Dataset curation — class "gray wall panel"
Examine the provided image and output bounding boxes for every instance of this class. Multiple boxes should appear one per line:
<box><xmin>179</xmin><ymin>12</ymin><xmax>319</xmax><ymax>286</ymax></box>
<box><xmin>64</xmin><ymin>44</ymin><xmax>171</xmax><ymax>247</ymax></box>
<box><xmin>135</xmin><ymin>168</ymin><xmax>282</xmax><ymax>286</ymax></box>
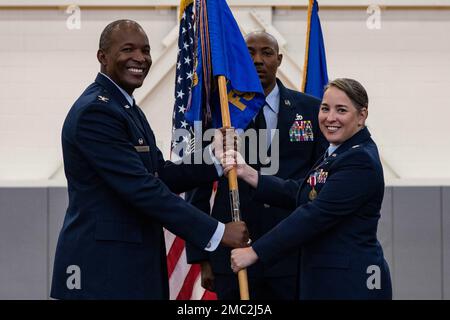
<box><xmin>379</xmin><ymin>187</ymin><xmax>394</xmax><ymax>288</ymax></box>
<box><xmin>0</xmin><ymin>188</ymin><xmax>48</xmax><ymax>299</ymax></box>
<box><xmin>443</xmin><ymin>187</ymin><xmax>450</xmax><ymax>300</ymax></box>
<box><xmin>1</xmin><ymin>186</ymin><xmax>449</xmax><ymax>299</ymax></box>
<box><xmin>47</xmin><ymin>187</ymin><xmax>68</xmax><ymax>298</ymax></box>
<box><xmin>393</xmin><ymin>187</ymin><xmax>442</xmax><ymax>299</ymax></box>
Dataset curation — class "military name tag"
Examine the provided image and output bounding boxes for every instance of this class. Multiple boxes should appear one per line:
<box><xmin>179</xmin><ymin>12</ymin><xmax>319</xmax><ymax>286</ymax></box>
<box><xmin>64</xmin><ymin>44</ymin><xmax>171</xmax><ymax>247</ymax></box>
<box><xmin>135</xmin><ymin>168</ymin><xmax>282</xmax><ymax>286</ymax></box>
<box><xmin>134</xmin><ymin>145</ymin><xmax>150</xmax><ymax>152</ymax></box>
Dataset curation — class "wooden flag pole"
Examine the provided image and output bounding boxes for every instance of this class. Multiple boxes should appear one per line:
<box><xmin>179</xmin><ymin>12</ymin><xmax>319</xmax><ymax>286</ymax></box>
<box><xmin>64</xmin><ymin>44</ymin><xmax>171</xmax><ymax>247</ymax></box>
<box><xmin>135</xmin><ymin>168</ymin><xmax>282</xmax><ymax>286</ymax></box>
<box><xmin>217</xmin><ymin>75</ymin><xmax>250</xmax><ymax>300</ymax></box>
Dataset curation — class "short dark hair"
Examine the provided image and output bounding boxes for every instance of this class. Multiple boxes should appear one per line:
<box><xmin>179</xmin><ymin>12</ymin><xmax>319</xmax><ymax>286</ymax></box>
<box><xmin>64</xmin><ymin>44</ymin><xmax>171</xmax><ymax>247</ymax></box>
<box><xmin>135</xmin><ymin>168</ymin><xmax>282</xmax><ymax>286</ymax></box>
<box><xmin>324</xmin><ymin>78</ymin><xmax>369</xmax><ymax>110</ymax></box>
<box><xmin>99</xmin><ymin>19</ymin><xmax>144</xmax><ymax>51</ymax></box>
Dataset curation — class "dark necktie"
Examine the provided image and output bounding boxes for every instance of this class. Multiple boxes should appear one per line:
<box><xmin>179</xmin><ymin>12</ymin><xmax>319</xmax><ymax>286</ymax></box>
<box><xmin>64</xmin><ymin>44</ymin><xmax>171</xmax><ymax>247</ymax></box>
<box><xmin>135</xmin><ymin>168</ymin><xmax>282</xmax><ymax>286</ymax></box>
<box><xmin>254</xmin><ymin>106</ymin><xmax>267</xmax><ymax>130</ymax></box>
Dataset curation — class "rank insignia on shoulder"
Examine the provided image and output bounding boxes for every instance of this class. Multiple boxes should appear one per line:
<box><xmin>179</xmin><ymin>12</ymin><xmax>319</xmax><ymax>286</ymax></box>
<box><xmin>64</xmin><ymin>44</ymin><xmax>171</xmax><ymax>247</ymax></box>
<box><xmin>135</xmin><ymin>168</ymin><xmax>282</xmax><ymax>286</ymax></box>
<box><xmin>352</xmin><ymin>144</ymin><xmax>360</xmax><ymax>149</ymax></box>
<box><xmin>289</xmin><ymin>119</ymin><xmax>314</xmax><ymax>142</ymax></box>
<box><xmin>97</xmin><ymin>95</ymin><xmax>109</xmax><ymax>102</ymax></box>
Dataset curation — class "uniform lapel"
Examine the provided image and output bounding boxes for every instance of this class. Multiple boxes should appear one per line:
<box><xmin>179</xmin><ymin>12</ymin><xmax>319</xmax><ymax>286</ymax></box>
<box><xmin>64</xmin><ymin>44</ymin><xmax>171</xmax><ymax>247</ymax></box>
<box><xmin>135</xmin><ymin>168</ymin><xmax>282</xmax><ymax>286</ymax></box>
<box><xmin>95</xmin><ymin>73</ymin><xmax>158</xmax><ymax>173</ymax></box>
<box><xmin>134</xmin><ymin>106</ymin><xmax>159</xmax><ymax>173</ymax></box>
<box><xmin>297</xmin><ymin>127</ymin><xmax>372</xmax><ymax>205</ymax></box>
<box><xmin>95</xmin><ymin>73</ymin><xmax>147</xmax><ymax>138</ymax></box>
<box><xmin>276</xmin><ymin>80</ymin><xmax>297</xmax><ymax>150</ymax></box>
<box><xmin>126</xmin><ymin>104</ymin><xmax>147</xmax><ymax>138</ymax></box>
<box><xmin>331</xmin><ymin>127</ymin><xmax>372</xmax><ymax>157</ymax></box>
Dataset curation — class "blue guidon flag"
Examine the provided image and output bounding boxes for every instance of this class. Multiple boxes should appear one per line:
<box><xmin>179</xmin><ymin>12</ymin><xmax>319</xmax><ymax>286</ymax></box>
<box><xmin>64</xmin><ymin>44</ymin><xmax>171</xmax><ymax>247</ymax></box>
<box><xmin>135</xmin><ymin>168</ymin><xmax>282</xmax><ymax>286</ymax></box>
<box><xmin>186</xmin><ymin>0</ymin><xmax>265</xmax><ymax>130</ymax></box>
<box><xmin>301</xmin><ymin>0</ymin><xmax>329</xmax><ymax>99</ymax></box>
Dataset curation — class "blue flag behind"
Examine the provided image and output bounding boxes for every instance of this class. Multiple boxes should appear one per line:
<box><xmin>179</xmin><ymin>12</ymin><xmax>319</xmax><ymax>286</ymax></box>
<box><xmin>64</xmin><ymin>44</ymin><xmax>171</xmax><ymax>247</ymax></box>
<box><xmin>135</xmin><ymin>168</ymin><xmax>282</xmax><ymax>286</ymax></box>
<box><xmin>302</xmin><ymin>0</ymin><xmax>328</xmax><ymax>99</ymax></box>
<box><xmin>186</xmin><ymin>0</ymin><xmax>265</xmax><ymax>130</ymax></box>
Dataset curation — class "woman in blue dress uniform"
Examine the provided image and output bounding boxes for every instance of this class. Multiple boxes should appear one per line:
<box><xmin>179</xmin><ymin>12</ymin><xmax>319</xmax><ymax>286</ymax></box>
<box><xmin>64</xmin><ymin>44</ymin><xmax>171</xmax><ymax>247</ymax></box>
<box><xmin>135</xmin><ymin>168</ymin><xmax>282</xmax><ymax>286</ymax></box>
<box><xmin>226</xmin><ymin>78</ymin><xmax>392</xmax><ymax>299</ymax></box>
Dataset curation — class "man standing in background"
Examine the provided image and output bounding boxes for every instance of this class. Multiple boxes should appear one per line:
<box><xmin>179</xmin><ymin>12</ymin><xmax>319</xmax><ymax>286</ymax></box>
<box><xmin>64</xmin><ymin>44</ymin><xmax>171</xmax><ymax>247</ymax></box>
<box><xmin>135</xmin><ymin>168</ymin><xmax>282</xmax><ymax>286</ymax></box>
<box><xmin>186</xmin><ymin>31</ymin><xmax>327</xmax><ymax>299</ymax></box>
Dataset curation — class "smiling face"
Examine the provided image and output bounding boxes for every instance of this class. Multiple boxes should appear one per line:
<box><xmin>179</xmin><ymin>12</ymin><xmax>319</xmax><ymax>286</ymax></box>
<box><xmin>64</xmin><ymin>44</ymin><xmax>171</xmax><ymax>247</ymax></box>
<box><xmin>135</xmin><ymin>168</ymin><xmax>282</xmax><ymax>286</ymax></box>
<box><xmin>97</xmin><ymin>22</ymin><xmax>152</xmax><ymax>95</ymax></box>
<box><xmin>319</xmin><ymin>86</ymin><xmax>368</xmax><ymax>145</ymax></box>
<box><xmin>245</xmin><ymin>32</ymin><xmax>282</xmax><ymax>96</ymax></box>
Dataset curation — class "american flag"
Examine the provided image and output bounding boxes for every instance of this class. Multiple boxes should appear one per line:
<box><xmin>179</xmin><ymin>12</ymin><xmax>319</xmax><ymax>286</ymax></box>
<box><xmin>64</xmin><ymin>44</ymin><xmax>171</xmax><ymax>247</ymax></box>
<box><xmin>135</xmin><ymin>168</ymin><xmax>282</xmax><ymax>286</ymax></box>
<box><xmin>166</xmin><ymin>0</ymin><xmax>217</xmax><ymax>300</ymax></box>
<box><xmin>170</xmin><ymin>0</ymin><xmax>196</xmax><ymax>160</ymax></box>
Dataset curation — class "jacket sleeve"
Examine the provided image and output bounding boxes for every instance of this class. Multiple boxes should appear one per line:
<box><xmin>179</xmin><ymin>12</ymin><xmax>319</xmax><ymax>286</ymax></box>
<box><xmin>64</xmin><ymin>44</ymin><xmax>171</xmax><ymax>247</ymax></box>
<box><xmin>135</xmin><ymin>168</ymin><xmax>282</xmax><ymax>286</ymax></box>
<box><xmin>146</xmin><ymin>130</ymin><xmax>219</xmax><ymax>194</ymax></box>
<box><xmin>184</xmin><ymin>185</ymin><xmax>215</xmax><ymax>264</ymax></box>
<box><xmin>253</xmin><ymin>173</ymin><xmax>300</xmax><ymax>210</ymax></box>
<box><xmin>253</xmin><ymin>151</ymin><xmax>381</xmax><ymax>265</ymax></box>
<box><xmin>75</xmin><ymin>104</ymin><xmax>218</xmax><ymax>250</ymax></box>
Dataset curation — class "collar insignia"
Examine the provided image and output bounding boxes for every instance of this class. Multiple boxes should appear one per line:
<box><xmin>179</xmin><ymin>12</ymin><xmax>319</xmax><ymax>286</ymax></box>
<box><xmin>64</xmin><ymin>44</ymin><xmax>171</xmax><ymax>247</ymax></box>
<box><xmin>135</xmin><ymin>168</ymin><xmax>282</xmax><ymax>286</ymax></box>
<box><xmin>97</xmin><ymin>95</ymin><xmax>109</xmax><ymax>102</ymax></box>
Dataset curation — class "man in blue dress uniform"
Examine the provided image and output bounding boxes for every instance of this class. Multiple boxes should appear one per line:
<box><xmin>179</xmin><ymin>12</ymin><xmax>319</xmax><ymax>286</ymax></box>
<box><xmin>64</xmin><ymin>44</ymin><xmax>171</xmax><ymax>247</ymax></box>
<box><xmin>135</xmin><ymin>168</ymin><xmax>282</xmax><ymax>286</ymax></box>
<box><xmin>50</xmin><ymin>20</ymin><xmax>248</xmax><ymax>300</ymax></box>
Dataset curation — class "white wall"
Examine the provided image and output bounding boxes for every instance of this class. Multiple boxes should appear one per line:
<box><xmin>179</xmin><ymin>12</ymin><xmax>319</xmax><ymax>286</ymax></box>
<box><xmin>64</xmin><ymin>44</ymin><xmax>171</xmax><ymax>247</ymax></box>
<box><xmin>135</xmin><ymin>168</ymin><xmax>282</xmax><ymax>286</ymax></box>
<box><xmin>0</xmin><ymin>8</ymin><xmax>176</xmax><ymax>180</ymax></box>
<box><xmin>273</xmin><ymin>7</ymin><xmax>450</xmax><ymax>180</ymax></box>
<box><xmin>0</xmin><ymin>4</ymin><xmax>449</xmax><ymax>183</ymax></box>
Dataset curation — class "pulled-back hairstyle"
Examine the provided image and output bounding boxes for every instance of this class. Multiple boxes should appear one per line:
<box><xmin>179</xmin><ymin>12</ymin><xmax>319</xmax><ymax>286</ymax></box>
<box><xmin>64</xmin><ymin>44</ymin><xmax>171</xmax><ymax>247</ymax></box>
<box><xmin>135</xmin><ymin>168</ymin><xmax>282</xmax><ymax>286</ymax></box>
<box><xmin>324</xmin><ymin>78</ymin><xmax>368</xmax><ymax>110</ymax></box>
